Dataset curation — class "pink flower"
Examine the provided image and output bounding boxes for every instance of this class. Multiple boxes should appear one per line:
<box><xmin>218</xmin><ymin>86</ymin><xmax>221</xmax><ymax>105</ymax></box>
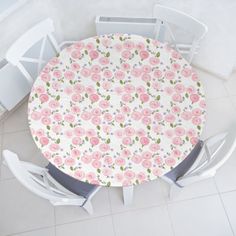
<box><xmin>74</xmin><ymin>170</ymin><xmax>85</xmax><ymax>180</ymax></box>
<box><xmin>200</xmin><ymin>100</ymin><xmax>206</xmax><ymax>108</ymax></box>
<box><xmin>53</xmin><ymin>113</ymin><xmax>62</xmax><ymax>122</ymax></box>
<box><xmin>71</xmin><ymin>149</ymin><xmax>80</xmax><ymax>158</ymax></box>
<box><xmin>187</xmin><ymin>129</ymin><xmax>196</xmax><ymax>137</ymax></box>
<box><xmin>53</xmin><ymin>156</ymin><xmax>63</xmax><ymax>166</ymax></box>
<box><xmin>124</xmin><ymin>127</ymin><xmax>135</xmax><ymax>136</ymax></box>
<box><xmin>142</xmin><ymin>65</ymin><xmax>152</xmax><ymax>73</ymax></box>
<box><xmin>72</xmin><ymin>137</ymin><xmax>82</xmax><ymax>145</ymax></box>
<box><xmin>114</xmin><ymin>70</ymin><xmax>125</xmax><ymax>80</ymax></box>
<box><xmin>149</xmin><ymin>57</ymin><xmax>160</xmax><ymax>65</ymax></box>
<box><xmin>181</xmin><ymin>68</ymin><xmax>192</xmax><ymax>77</ymax></box>
<box><xmin>92</xmin><ymin>108</ymin><xmax>102</xmax><ymax>116</ymax></box>
<box><xmin>165</xmin><ymin>87</ymin><xmax>174</xmax><ymax>95</ymax></box>
<box><xmin>172</xmin><ymin>93</ymin><xmax>182</xmax><ymax>102</ymax></box>
<box><xmin>121</xmin><ymin>63</ymin><xmax>130</xmax><ymax>71</ymax></box>
<box><xmin>74</xmin><ymin>127</ymin><xmax>85</xmax><ymax>137</ymax></box>
<box><xmin>192</xmin><ymin>73</ymin><xmax>199</xmax><ymax>81</ymax></box>
<box><xmin>131</xmin><ymin>68</ymin><xmax>142</xmax><ymax>77</ymax></box>
<box><xmin>31</xmin><ymin>111</ymin><xmax>41</xmax><ymax>120</ymax></box>
<box><xmin>91</xmin><ymin>116</ymin><xmax>101</xmax><ymax>125</ymax></box>
<box><xmin>48</xmin><ymin>100</ymin><xmax>59</xmax><ymax>109</ymax></box>
<box><xmin>140</xmin><ymin>137</ymin><xmax>150</xmax><ymax>146</ymax></box>
<box><xmin>91</xmin><ymin>73</ymin><xmax>101</xmax><ymax>82</ymax></box>
<box><xmin>124</xmin><ymin>170</ymin><xmax>135</xmax><ymax>180</ymax></box>
<box><xmin>103</xmin><ymin>69</ymin><xmax>113</xmax><ymax>78</ymax></box>
<box><xmin>154</xmin><ymin>69</ymin><xmax>162</xmax><ymax>78</ymax></box>
<box><xmin>89</xmin><ymin>93</ymin><xmax>99</xmax><ymax>103</ymax></box>
<box><xmin>99</xmin><ymin>57</ymin><xmax>109</xmax><ymax>65</ymax></box>
<box><xmin>124</xmin><ymin>84</ymin><xmax>135</xmax><ymax>93</ymax></box>
<box><xmin>142</xmin><ymin>108</ymin><xmax>152</xmax><ymax>116</ymax></box>
<box><xmin>39</xmin><ymin>137</ymin><xmax>49</xmax><ymax>146</ymax></box>
<box><xmin>49</xmin><ymin>143</ymin><xmax>60</xmax><ymax>152</ymax></box>
<box><xmin>86</xmin><ymin>129</ymin><xmax>96</xmax><ymax>137</ymax></box>
<box><xmin>92</xmin><ymin>160</ymin><xmax>102</xmax><ymax>169</ymax></box>
<box><xmin>181</xmin><ymin>111</ymin><xmax>192</xmax><ymax>120</ymax></box>
<box><xmin>35</xmin><ymin>85</ymin><xmax>45</xmax><ymax>94</ymax></box>
<box><xmin>99</xmin><ymin>143</ymin><xmax>110</xmax><ymax>152</ymax></box>
<box><xmin>174</xmin><ymin>84</ymin><xmax>185</xmax><ymax>93</ymax></box>
<box><xmin>192</xmin><ymin>116</ymin><xmax>201</xmax><ymax>125</ymax></box>
<box><xmin>142</xmin><ymin>151</ymin><xmax>152</xmax><ymax>159</ymax></box>
<box><xmin>104</xmin><ymin>113</ymin><xmax>113</xmax><ymax>122</ymax></box>
<box><xmin>149</xmin><ymin>143</ymin><xmax>160</xmax><ymax>152</ymax></box>
<box><xmin>115</xmin><ymin>157</ymin><xmax>126</xmax><ymax>166</ymax></box>
<box><xmin>71</xmin><ymin>63</ymin><xmax>80</xmax><ymax>71</ymax></box>
<box><xmin>149</xmin><ymin>101</ymin><xmax>160</xmax><ymax>109</ymax></box>
<box><xmin>104</xmin><ymin>155</ymin><xmax>113</xmax><ymax>165</ymax></box>
<box><xmin>43</xmin><ymin>151</ymin><xmax>51</xmax><ymax>160</ymax></box>
<box><xmin>101</xmin><ymin>38</ymin><xmax>111</xmax><ymax>47</ymax></box>
<box><xmin>86</xmin><ymin>172</ymin><xmax>96</xmax><ymax>181</ymax></box>
<box><xmin>123</xmin><ymin>40</ymin><xmax>135</xmax><ymax>50</ymax></box>
<box><xmin>165</xmin><ymin>114</ymin><xmax>175</xmax><ymax>123</ymax></box>
<box><xmin>114</xmin><ymin>129</ymin><xmax>123</xmax><ymax>138</ymax></box>
<box><xmin>165</xmin><ymin>158</ymin><xmax>176</xmax><ymax>167</ymax></box>
<box><xmin>131</xmin><ymin>154</ymin><xmax>142</xmax><ymax>164</ymax></box>
<box><xmin>139</xmin><ymin>50</ymin><xmax>149</xmax><ymax>60</ymax></box>
<box><xmin>171</xmin><ymin>106</ymin><xmax>181</xmax><ymax>114</ymax></box>
<box><xmin>64</xmin><ymin>71</ymin><xmax>75</xmax><ymax>80</ymax></box>
<box><xmin>64</xmin><ymin>114</ymin><xmax>75</xmax><ymax>123</ymax></box>
<box><xmin>154</xmin><ymin>113</ymin><xmax>163</xmax><ymax>121</ymax></box>
<box><xmin>115</xmin><ymin>114</ymin><xmax>125</xmax><ymax>123</ymax></box>
<box><xmin>86</xmin><ymin>85</ymin><xmax>95</xmax><ymax>94</ymax></box>
<box><xmin>64</xmin><ymin>158</ymin><xmax>76</xmax><ymax>166</ymax></box>
<box><xmin>52</xmin><ymin>82</ymin><xmax>61</xmax><ymax>90</ymax></box>
<box><xmin>65</xmin><ymin>129</ymin><xmax>73</xmax><ymax>138</ymax></box>
<box><xmin>121</xmin><ymin>50</ymin><xmax>132</xmax><ymax>59</ymax></box>
<box><xmin>141</xmin><ymin>73</ymin><xmax>151</xmax><ymax>82</ymax></box>
<box><xmin>89</xmin><ymin>50</ymin><xmax>99</xmax><ymax>59</ymax></box>
<box><xmin>136</xmin><ymin>85</ymin><xmax>146</xmax><ymax>94</ymax></box>
<box><xmin>52</xmin><ymin>125</ymin><xmax>61</xmax><ymax>133</ymax></box>
<box><xmin>122</xmin><ymin>93</ymin><xmax>132</xmax><ymax>102</ymax></box>
<box><xmin>172</xmin><ymin>149</ymin><xmax>181</xmax><ymax>157</ymax></box>
<box><xmin>121</xmin><ymin>149</ymin><xmax>131</xmax><ymax>158</ymax></box>
<box><xmin>71</xmin><ymin>106</ymin><xmax>80</xmax><ymax>114</ymax></box>
<box><xmin>136</xmin><ymin>42</ymin><xmax>145</xmax><ymax>50</ymax></box>
<box><xmin>81</xmin><ymin>68</ymin><xmax>91</xmax><ymax>77</ymax></box>
<box><xmin>142</xmin><ymin>160</ymin><xmax>152</xmax><ymax>168</ymax></box>
<box><xmin>137</xmin><ymin>172</ymin><xmax>147</xmax><ymax>182</ymax></box>
<box><xmin>136</xmin><ymin>128</ymin><xmax>146</xmax><ymax>137</ymax></box>
<box><xmin>190</xmin><ymin>94</ymin><xmax>200</xmax><ymax>103</ymax></box>
<box><xmin>192</xmin><ymin>108</ymin><xmax>202</xmax><ymax>116</ymax></box>
<box><xmin>165</xmin><ymin>129</ymin><xmax>174</xmax><ymax>138</ymax></box>
<box><xmin>154</xmin><ymin>156</ymin><xmax>163</xmax><ymax>165</ymax></box>
<box><xmin>64</xmin><ymin>86</ymin><xmax>73</xmax><ymax>95</ymax></box>
<box><xmin>172</xmin><ymin>137</ymin><xmax>183</xmax><ymax>145</ymax></box>
<box><xmin>41</xmin><ymin>73</ymin><xmax>51</xmax><ymax>82</ymax></box>
<box><xmin>35</xmin><ymin>129</ymin><xmax>45</xmax><ymax>137</ymax></box>
<box><xmin>190</xmin><ymin>137</ymin><xmax>198</xmax><ymax>145</ymax></box>
<box><xmin>102</xmin><ymin>81</ymin><xmax>112</xmax><ymax>90</ymax></box>
<box><xmin>102</xmin><ymin>168</ymin><xmax>112</xmax><ymax>177</ymax></box>
<box><xmin>81</xmin><ymin>155</ymin><xmax>92</xmax><ymax>164</ymax></box>
<box><xmin>39</xmin><ymin>94</ymin><xmax>49</xmax><ymax>103</ymax></box>
<box><xmin>171</xmin><ymin>50</ymin><xmax>181</xmax><ymax>59</ymax></box>
<box><xmin>122</xmin><ymin>137</ymin><xmax>132</xmax><ymax>145</ymax></box>
<box><xmin>121</xmin><ymin>106</ymin><xmax>131</xmax><ymax>114</ymax></box>
<box><xmin>165</xmin><ymin>71</ymin><xmax>175</xmax><ymax>80</ymax></box>
<box><xmin>175</xmin><ymin>127</ymin><xmax>185</xmax><ymax>136</ymax></box>
<box><xmin>92</xmin><ymin>151</ymin><xmax>102</xmax><ymax>160</ymax></box>
<box><xmin>131</xmin><ymin>111</ymin><xmax>142</xmax><ymax>120</ymax></box>
<box><xmin>91</xmin><ymin>65</ymin><xmax>101</xmax><ymax>73</ymax></box>
<box><xmin>99</xmin><ymin>100</ymin><xmax>109</xmax><ymax>109</ymax></box>
<box><xmin>71</xmin><ymin>50</ymin><xmax>82</xmax><ymax>59</ymax></box>
<box><xmin>81</xmin><ymin>111</ymin><xmax>92</xmax><ymax>120</ymax></box>
<box><xmin>114</xmin><ymin>43</ymin><xmax>123</xmax><ymax>52</ymax></box>
<box><xmin>171</xmin><ymin>63</ymin><xmax>181</xmax><ymax>71</ymax></box>
<box><xmin>140</xmin><ymin>93</ymin><xmax>149</xmax><ymax>103</ymax></box>
<box><xmin>102</xmin><ymin>125</ymin><xmax>112</xmax><ymax>134</ymax></box>
<box><xmin>90</xmin><ymin>137</ymin><xmax>99</xmax><ymax>146</ymax></box>
<box><xmin>41</xmin><ymin>117</ymin><xmax>51</xmax><ymax>125</ymax></box>
<box><xmin>142</xmin><ymin>116</ymin><xmax>151</xmax><ymax>125</ymax></box>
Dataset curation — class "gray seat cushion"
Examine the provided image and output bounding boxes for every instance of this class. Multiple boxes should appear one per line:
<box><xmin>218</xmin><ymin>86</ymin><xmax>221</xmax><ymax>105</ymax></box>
<box><xmin>46</xmin><ymin>163</ymin><xmax>98</xmax><ymax>199</ymax></box>
<box><xmin>164</xmin><ymin>140</ymin><xmax>204</xmax><ymax>185</ymax></box>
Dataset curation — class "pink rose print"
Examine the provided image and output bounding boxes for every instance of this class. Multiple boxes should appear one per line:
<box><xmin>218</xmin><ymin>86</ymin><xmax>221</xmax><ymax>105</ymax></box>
<box><xmin>91</xmin><ymin>65</ymin><xmax>101</xmax><ymax>73</ymax></box>
<box><xmin>139</xmin><ymin>50</ymin><xmax>149</xmax><ymax>60</ymax></box>
<box><xmin>103</xmin><ymin>69</ymin><xmax>113</xmax><ymax>78</ymax></box>
<box><xmin>99</xmin><ymin>100</ymin><xmax>109</xmax><ymax>109</ymax></box>
<box><xmin>71</xmin><ymin>63</ymin><xmax>80</xmax><ymax>71</ymax></box>
<box><xmin>89</xmin><ymin>50</ymin><xmax>99</xmax><ymax>60</ymax></box>
<box><xmin>121</xmin><ymin>63</ymin><xmax>130</xmax><ymax>71</ymax></box>
<box><xmin>154</xmin><ymin>69</ymin><xmax>162</xmax><ymax>78</ymax></box>
<box><xmin>122</xmin><ymin>137</ymin><xmax>132</xmax><ymax>145</ymax></box>
<box><xmin>174</xmin><ymin>127</ymin><xmax>185</xmax><ymax>136</ymax></box>
<box><xmin>99</xmin><ymin>57</ymin><xmax>109</xmax><ymax>65</ymax></box>
<box><xmin>115</xmin><ymin>114</ymin><xmax>125</xmax><ymax>123</ymax></box>
<box><xmin>39</xmin><ymin>94</ymin><xmax>49</xmax><ymax>103</ymax></box>
<box><xmin>165</xmin><ymin>71</ymin><xmax>175</xmax><ymax>80</ymax></box>
<box><xmin>124</xmin><ymin>127</ymin><xmax>135</xmax><ymax>136</ymax></box>
<box><xmin>149</xmin><ymin>57</ymin><xmax>160</xmax><ymax>65</ymax></box>
<box><xmin>131</xmin><ymin>68</ymin><xmax>142</xmax><ymax>77</ymax></box>
<box><xmin>181</xmin><ymin>68</ymin><xmax>192</xmax><ymax>77</ymax></box>
<box><xmin>124</xmin><ymin>170</ymin><xmax>135</xmax><ymax>180</ymax></box>
<box><xmin>72</xmin><ymin>137</ymin><xmax>82</xmax><ymax>145</ymax></box>
<box><xmin>91</xmin><ymin>73</ymin><xmax>101</xmax><ymax>82</ymax></box>
<box><xmin>64</xmin><ymin>71</ymin><xmax>75</xmax><ymax>80</ymax></box>
<box><xmin>190</xmin><ymin>94</ymin><xmax>200</xmax><ymax>103</ymax></box>
<box><xmin>114</xmin><ymin>70</ymin><xmax>125</xmax><ymax>80</ymax></box>
<box><xmin>140</xmin><ymin>137</ymin><xmax>150</xmax><ymax>146</ymax></box>
<box><xmin>131</xmin><ymin>111</ymin><xmax>142</xmax><ymax>120</ymax></box>
<box><xmin>74</xmin><ymin>170</ymin><xmax>85</xmax><ymax>180</ymax></box>
<box><xmin>165</xmin><ymin>158</ymin><xmax>176</xmax><ymax>167</ymax></box>
<box><xmin>131</xmin><ymin>154</ymin><xmax>142</xmax><ymax>164</ymax></box>
<box><xmin>90</xmin><ymin>137</ymin><xmax>99</xmax><ymax>146</ymax></box>
<box><xmin>123</xmin><ymin>40</ymin><xmax>135</xmax><ymax>50</ymax></box>
<box><xmin>99</xmin><ymin>143</ymin><xmax>110</xmax><ymax>152</ymax></box>
<box><xmin>121</xmin><ymin>50</ymin><xmax>132</xmax><ymax>59</ymax></box>
<box><xmin>81</xmin><ymin>111</ymin><xmax>92</xmax><ymax>120</ymax></box>
<box><xmin>89</xmin><ymin>93</ymin><xmax>99</xmax><ymax>103</ymax></box>
<box><xmin>91</xmin><ymin>116</ymin><xmax>101</xmax><ymax>125</ymax></box>
<box><xmin>39</xmin><ymin>137</ymin><xmax>49</xmax><ymax>146</ymax></box>
<box><xmin>81</xmin><ymin>68</ymin><xmax>91</xmax><ymax>77</ymax></box>
<box><xmin>74</xmin><ymin>127</ymin><xmax>85</xmax><ymax>137</ymax></box>
<box><xmin>115</xmin><ymin>157</ymin><xmax>126</xmax><ymax>166</ymax></box>
<box><xmin>140</xmin><ymin>93</ymin><xmax>149</xmax><ymax>103</ymax></box>
<box><xmin>71</xmin><ymin>50</ymin><xmax>82</xmax><ymax>59</ymax></box>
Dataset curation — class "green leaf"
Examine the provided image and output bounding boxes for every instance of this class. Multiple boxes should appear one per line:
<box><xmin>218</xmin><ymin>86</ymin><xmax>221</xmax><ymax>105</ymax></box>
<box><xmin>120</xmin><ymin>123</ymin><xmax>124</xmax><ymax>128</ymax></box>
<box><xmin>185</xmin><ymin>136</ymin><xmax>189</xmax><ymax>141</ymax></box>
<box><xmin>120</xmin><ymin>166</ymin><xmax>124</xmax><ymax>171</ymax></box>
<box><xmin>157</xmin><ymin>138</ymin><xmax>161</xmax><ymax>144</ymax></box>
<box><xmin>135</xmin><ymin>50</ymin><xmax>138</xmax><ymax>55</ymax></box>
<box><xmin>106</xmin><ymin>182</ymin><xmax>111</xmax><ymax>187</ymax></box>
<box><xmin>70</xmin><ymin>166</ymin><xmax>73</xmax><ymax>171</ymax></box>
<box><xmin>106</xmin><ymin>95</ymin><xmax>110</xmax><ymax>100</ymax></box>
<box><xmin>56</xmin><ymin>138</ymin><xmax>60</xmax><ymax>144</ymax></box>
<box><xmin>197</xmin><ymin>125</ymin><xmax>201</xmax><ymax>130</ymax></box>
<box><xmin>35</xmin><ymin>94</ymin><xmax>38</xmax><ymax>98</ymax></box>
<box><xmin>56</xmin><ymin>95</ymin><xmax>60</xmax><ymax>101</ymax></box>
<box><xmin>156</xmin><ymin>95</ymin><xmax>161</xmax><ymax>100</ymax></box>
<box><xmin>147</xmin><ymin>82</ymin><xmax>151</xmax><ymax>87</ymax></box>
<box><xmin>35</xmin><ymin>136</ymin><xmax>38</xmax><ymax>141</ymax></box>
<box><xmin>170</xmin><ymin>123</ymin><xmax>174</xmax><ymax>128</ymax></box>
<box><xmin>135</xmin><ymin>136</ymin><xmax>139</xmax><ymax>141</ymax></box>
<box><xmin>156</xmin><ymin>52</ymin><xmax>160</xmax><ymax>57</ymax></box>
<box><xmin>46</xmin><ymin>125</ymin><xmax>50</xmax><ymax>130</ymax></box>
<box><xmin>46</xmin><ymin>82</ymin><xmax>50</xmax><ymax>87</ymax></box>
<box><xmin>135</xmin><ymin>93</ymin><xmax>138</xmax><ymax>98</ymax></box>
<box><xmin>147</xmin><ymin>125</ymin><xmax>151</xmax><ymax>130</ymax></box>
<box><xmin>197</xmin><ymin>82</ymin><xmax>201</xmax><ymax>87</ymax></box>
<box><xmin>106</xmin><ymin>138</ymin><xmax>110</xmax><ymax>144</ymax></box>
<box><xmin>119</xmin><ymin>36</ymin><xmax>123</xmax><ymax>41</ymax></box>
<box><xmin>96</xmin><ymin>38</ymin><xmax>100</xmax><ymax>43</ymax></box>
<box><xmin>96</xmin><ymin>82</ymin><xmax>100</xmax><ymax>87</ymax></box>
<box><xmin>85</xmin><ymin>93</ymin><xmax>88</xmax><ymax>98</ymax></box>
<box><xmin>106</xmin><ymin>52</ymin><xmax>110</xmax><ymax>57</ymax></box>
<box><xmin>120</xmin><ymin>80</ymin><xmax>124</xmax><ymax>84</ymax></box>
<box><xmin>147</xmin><ymin>168</ymin><xmax>151</xmax><ymax>173</ymax></box>
<box><xmin>70</xmin><ymin>123</ymin><xmax>73</xmax><ymax>128</ymax></box>
<box><xmin>185</xmin><ymin>93</ymin><xmax>189</xmax><ymax>98</ymax></box>
<box><xmin>84</xmin><ymin>50</ymin><xmax>88</xmax><ymax>55</ymax></box>
<box><xmin>97</xmin><ymin>168</ymin><xmax>101</xmax><ymax>173</ymax></box>
<box><xmin>96</xmin><ymin>125</ymin><xmax>101</xmax><ymax>130</ymax></box>
<box><xmin>146</xmin><ymin>38</ymin><xmax>150</xmax><ymax>44</ymax></box>
<box><xmin>85</xmin><ymin>136</ymin><xmax>88</xmax><ymax>141</ymax></box>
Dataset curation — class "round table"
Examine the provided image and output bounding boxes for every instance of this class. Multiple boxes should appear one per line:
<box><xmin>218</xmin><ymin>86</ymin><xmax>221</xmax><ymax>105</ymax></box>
<box><xmin>28</xmin><ymin>34</ymin><xmax>206</xmax><ymax>195</ymax></box>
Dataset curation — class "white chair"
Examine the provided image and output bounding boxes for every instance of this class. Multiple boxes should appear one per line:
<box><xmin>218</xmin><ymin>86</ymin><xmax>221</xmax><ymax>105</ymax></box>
<box><xmin>3</xmin><ymin>150</ymin><xmax>101</xmax><ymax>214</ymax></box>
<box><xmin>5</xmin><ymin>18</ymin><xmax>75</xmax><ymax>85</ymax></box>
<box><xmin>162</xmin><ymin>123</ymin><xmax>236</xmax><ymax>199</ymax></box>
<box><xmin>153</xmin><ymin>4</ymin><xmax>208</xmax><ymax>63</ymax></box>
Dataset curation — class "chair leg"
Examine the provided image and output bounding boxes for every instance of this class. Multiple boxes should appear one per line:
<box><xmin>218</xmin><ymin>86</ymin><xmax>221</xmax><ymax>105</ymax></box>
<box><xmin>83</xmin><ymin>200</ymin><xmax>94</xmax><ymax>215</ymax></box>
<box><xmin>169</xmin><ymin>183</ymin><xmax>181</xmax><ymax>200</ymax></box>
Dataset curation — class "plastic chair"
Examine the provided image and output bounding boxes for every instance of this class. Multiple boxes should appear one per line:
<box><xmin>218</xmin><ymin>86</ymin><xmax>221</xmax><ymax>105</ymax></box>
<box><xmin>3</xmin><ymin>150</ymin><xmax>101</xmax><ymax>214</ymax></box>
<box><xmin>162</xmin><ymin>123</ymin><xmax>236</xmax><ymax>199</ymax></box>
<box><xmin>5</xmin><ymin>18</ymin><xmax>75</xmax><ymax>85</ymax></box>
<box><xmin>153</xmin><ymin>4</ymin><xmax>208</xmax><ymax>63</ymax></box>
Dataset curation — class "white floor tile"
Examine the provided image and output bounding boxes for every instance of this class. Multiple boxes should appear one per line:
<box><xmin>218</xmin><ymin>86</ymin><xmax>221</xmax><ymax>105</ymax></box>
<box><xmin>221</xmin><ymin>191</ymin><xmax>236</xmax><ymax>235</ymax></box>
<box><xmin>109</xmin><ymin>179</ymin><xmax>166</xmax><ymax>214</ymax></box>
<box><xmin>196</xmin><ymin>68</ymin><xmax>229</xmax><ymax>100</ymax></box>
<box><xmin>200</xmin><ymin>97</ymin><xmax>236</xmax><ymax>139</ymax></box>
<box><xmin>56</xmin><ymin>216</ymin><xmax>115</xmax><ymax>236</ymax></box>
<box><xmin>112</xmin><ymin>205</ymin><xmax>174</xmax><ymax>236</ymax></box>
<box><xmin>168</xmin><ymin>195</ymin><xmax>234</xmax><ymax>236</ymax></box>
<box><xmin>12</xmin><ymin>227</ymin><xmax>55</xmax><ymax>236</ymax></box>
<box><xmin>0</xmin><ymin>179</ymin><xmax>54</xmax><ymax>236</ymax></box>
<box><xmin>162</xmin><ymin>178</ymin><xmax>218</xmax><ymax>203</ymax></box>
<box><xmin>3</xmin><ymin>101</ymin><xmax>29</xmax><ymax>133</ymax></box>
<box><xmin>214</xmin><ymin>154</ymin><xmax>236</xmax><ymax>193</ymax></box>
<box><xmin>55</xmin><ymin>187</ymin><xmax>111</xmax><ymax>225</ymax></box>
<box><xmin>224</xmin><ymin>71</ymin><xmax>236</xmax><ymax>96</ymax></box>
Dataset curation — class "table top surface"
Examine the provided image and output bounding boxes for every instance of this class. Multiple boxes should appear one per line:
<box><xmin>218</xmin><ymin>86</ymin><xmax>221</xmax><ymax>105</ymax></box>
<box><xmin>28</xmin><ymin>34</ymin><xmax>206</xmax><ymax>187</ymax></box>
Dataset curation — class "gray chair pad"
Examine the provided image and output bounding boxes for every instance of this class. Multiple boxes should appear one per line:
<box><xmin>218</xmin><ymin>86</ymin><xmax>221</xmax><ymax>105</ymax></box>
<box><xmin>164</xmin><ymin>140</ymin><xmax>204</xmax><ymax>184</ymax></box>
<box><xmin>46</xmin><ymin>163</ymin><xmax>97</xmax><ymax>199</ymax></box>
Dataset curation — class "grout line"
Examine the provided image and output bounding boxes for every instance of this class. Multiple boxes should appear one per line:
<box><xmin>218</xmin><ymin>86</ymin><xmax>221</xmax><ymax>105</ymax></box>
<box><xmin>214</xmin><ymin>178</ymin><xmax>235</xmax><ymax>236</ymax></box>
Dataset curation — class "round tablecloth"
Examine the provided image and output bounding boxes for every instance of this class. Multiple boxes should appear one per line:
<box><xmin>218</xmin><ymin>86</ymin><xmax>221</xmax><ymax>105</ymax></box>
<box><xmin>28</xmin><ymin>34</ymin><xmax>206</xmax><ymax>187</ymax></box>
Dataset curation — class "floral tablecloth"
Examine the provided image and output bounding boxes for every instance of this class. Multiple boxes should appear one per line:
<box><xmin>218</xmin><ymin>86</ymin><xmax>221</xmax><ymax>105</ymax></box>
<box><xmin>28</xmin><ymin>34</ymin><xmax>206</xmax><ymax>187</ymax></box>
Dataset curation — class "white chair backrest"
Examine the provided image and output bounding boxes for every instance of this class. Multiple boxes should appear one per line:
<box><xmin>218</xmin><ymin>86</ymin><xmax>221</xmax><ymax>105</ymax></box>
<box><xmin>3</xmin><ymin>150</ymin><xmax>85</xmax><ymax>205</ymax></box>
<box><xmin>180</xmin><ymin>124</ymin><xmax>236</xmax><ymax>181</ymax></box>
<box><xmin>6</xmin><ymin>18</ymin><xmax>60</xmax><ymax>85</ymax></box>
<box><xmin>153</xmin><ymin>4</ymin><xmax>208</xmax><ymax>63</ymax></box>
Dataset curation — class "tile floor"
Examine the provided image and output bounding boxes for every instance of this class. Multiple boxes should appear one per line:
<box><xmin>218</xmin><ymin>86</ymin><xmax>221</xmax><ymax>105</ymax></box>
<box><xmin>0</xmin><ymin>68</ymin><xmax>236</xmax><ymax>236</ymax></box>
